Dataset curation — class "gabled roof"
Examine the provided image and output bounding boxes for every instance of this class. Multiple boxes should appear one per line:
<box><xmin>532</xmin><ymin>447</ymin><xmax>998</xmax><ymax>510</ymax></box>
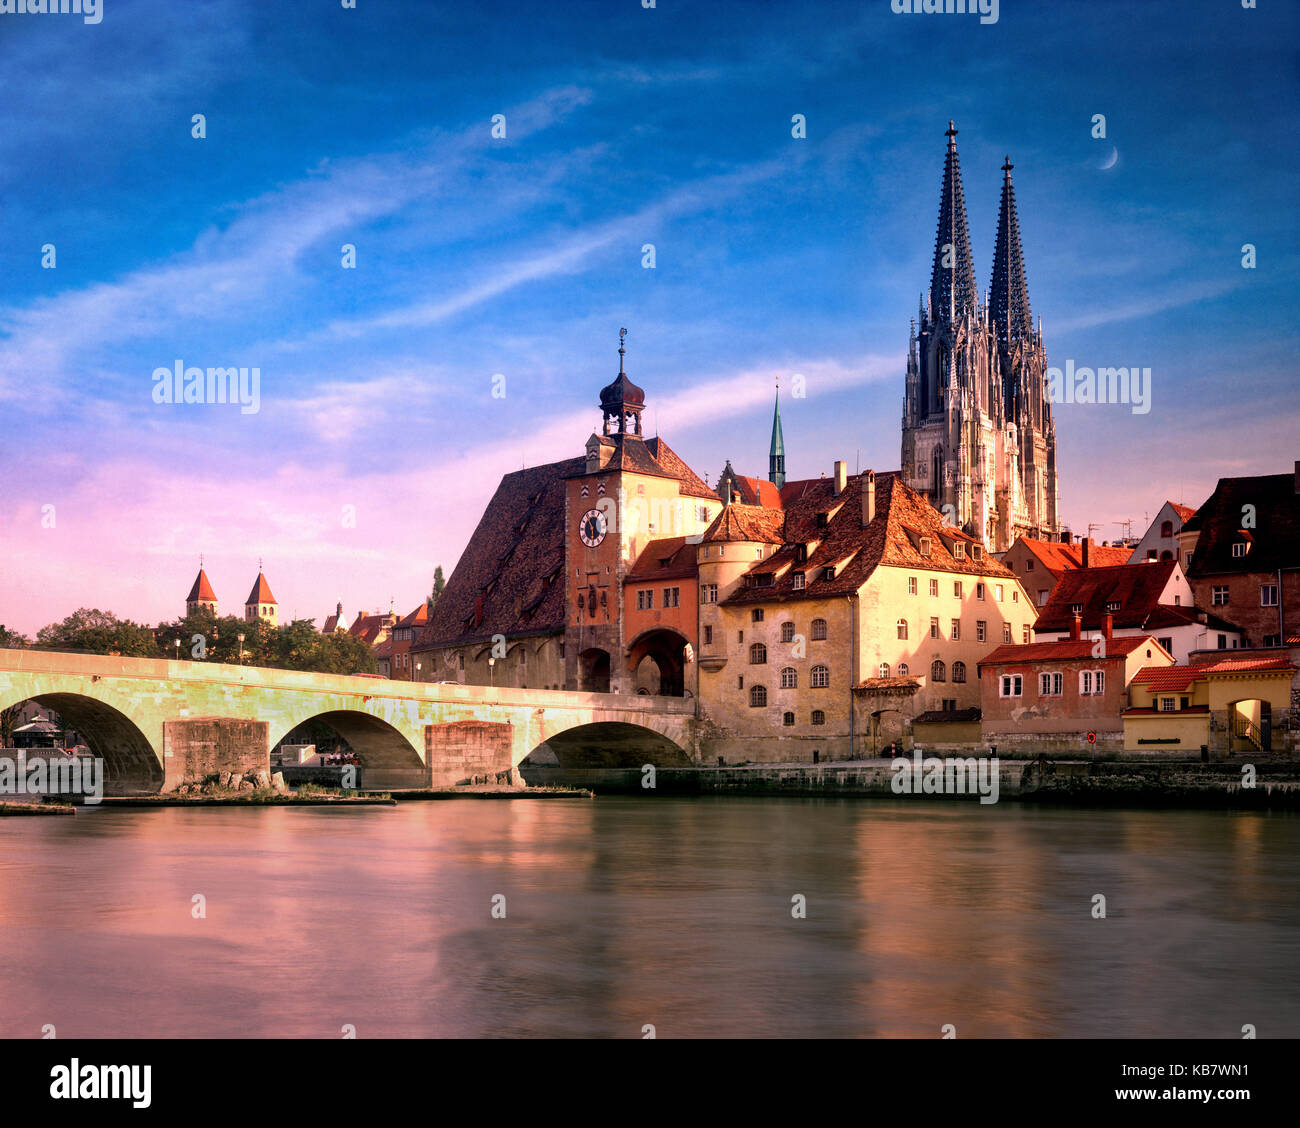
<box><xmin>627</xmin><ymin>537</ymin><xmax>697</xmax><ymax>582</ymax></box>
<box><xmin>396</xmin><ymin>603</ymin><xmax>429</xmax><ymax>630</ymax></box>
<box><xmin>1034</xmin><ymin>561</ymin><xmax>1178</xmax><ymax>632</ymax></box>
<box><xmin>347</xmin><ymin>614</ymin><xmax>390</xmax><ymax>647</ymax></box>
<box><xmin>1170</xmin><ymin>502</ymin><xmax>1197</xmax><ymax>522</ymax></box>
<box><xmin>246</xmin><ymin>572</ymin><xmax>276</xmax><ymax>605</ymax></box>
<box><xmin>414</xmin><ymin>458</ymin><xmax>579</xmax><ymax>651</ymax></box>
<box><xmin>722</xmin><ymin>471</ymin><xmax>1017</xmax><ymax>606</ymax></box>
<box><xmin>1130</xmin><ymin>665</ymin><xmax>1203</xmax><ymax>692</ymax></box>
<box><xmin>1183</xmin><ymin>471</ymin><xmax>1300</xmax><ymax>576</ymax></box>
<box><xmin>643</xmin><ymin>436</ymin><xmax>720</xmax><ymax>500</ymax></box>
<box><xmin>723</xmin><ymin>473</ymin><xmax>782</xmax><ymax>509</ymax></box>
<box><xmin>701</xmin><ymin>504</ymin><xmax>785</xmax><ymax>545</ymax></box>
<box><xmin>978</xmin><ymin>635</ymin><xmax>1162</xmax><ymax>666</ymax></box>
<box><xmin>1015</xmin><ymin>536</ymin><xmax>1130</xmax><ymax>579</ymax></box>
<box><xmin>186</xmin><ymin>568</ymin><xmax>217</xmax><ymax>603</ymax></box>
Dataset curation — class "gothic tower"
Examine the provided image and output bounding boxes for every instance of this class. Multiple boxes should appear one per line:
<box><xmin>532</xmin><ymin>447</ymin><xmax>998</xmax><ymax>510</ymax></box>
<box><xmin>901</xmin><ymin>122</ymin><xmax>1060</xmax><ymax>552</ymax></box>
<box><xmin>769</xmin><ymin>383</ymin><xmax>786</xmax><ymax>489</ymax></box>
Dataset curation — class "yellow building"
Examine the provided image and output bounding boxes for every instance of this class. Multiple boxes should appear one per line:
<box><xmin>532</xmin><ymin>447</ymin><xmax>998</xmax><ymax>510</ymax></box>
<box><xmin>695</xmin><ymin>464</ymin><xmax>1037</xmax><ymax>763</ymax></box>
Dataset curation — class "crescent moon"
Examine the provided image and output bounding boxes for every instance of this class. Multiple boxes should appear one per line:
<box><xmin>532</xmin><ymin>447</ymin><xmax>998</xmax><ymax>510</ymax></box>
<box><xmin>1100</xmin><ymin>145</ymin><xmax>1118</xmax><ymax>170</ymax></box>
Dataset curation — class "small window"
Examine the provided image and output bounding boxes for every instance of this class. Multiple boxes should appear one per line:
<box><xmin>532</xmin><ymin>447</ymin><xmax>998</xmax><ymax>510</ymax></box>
<box><xmin>1022</xmin><ymin>625</ymin><xmax>1031</xmax><ymax>644</ymax></box>
<box><xmin>749</xmin><ymin>685</ymin><xmax>767</xmax><ymax>708</ymax></box>
<box><xmin>897</xmin><ymin>663</ymin><xmax>909</xmax><ymax>676</ymax></box>
<box><xmin>976</xmin><ymin>620</ymin><xmax>987</xmax><ymax>642</ymax></box>
<box><xmin>781</xmin><ymin>667</ymin><xmax>797</xmax><ymax>689</ymax></box>
<box><xmin>1160</xmin><ymin>520</ymin><xmax>1173</xmax><ymax>538</ymax></box>
<box><xmin>703</xmin><ymin>625</ymin><xmax>713</xmax><ymax>645</ymax></box>
<box><xmin>931</xmin><ymin>660</ymin><xmax>946</xmax><ymax>683</ymax></box>
<box><xmin>971</xmin><ymin>545</ymin><xmax>983</xmax><ymax>561</ymax></box>
<box><xmin>810</xmin><ymin>665</ymin><xmax>830</xmax><ymax>688</ymax></box>
<box><xmin>1212</xmin><ymin>586</ymin><xmax>1229</xmax><ymax>606</ymax></box>
<box><xmin>1160</xmin><ymin>697</ymin><xmax>1177</xmax><ymax>712</ymax></box>
<box><xmin>976</xmin><ymin>582</ymin><xmax>986</xmax><ymax>601</ymax></box>
<box><xmin>811</xmin><ymin>619</ymin><xmax>828</xmax><ymax>641</ymax></box>
<box><xmin>781</xmin><ymin>621</ymin><xmax>795</xmax><ymax>643</ymax></box>
<box><xmin>1038</xmin><ymin>589</ymin><xmax>1049</xmax><ymax>606</ymax></box>
<box><xmin>897</xmin><ymin>619</ymin><xmax>908</xmax><ymax>640</ymax></box>
<box><xmin>1106</xmin><ymin>601</ymin><xmax>1121</xmax><ymax>612</ymax></box>
<box><xmin>701</xmin><ymin>584</ymin><xmax>719</xmax><ymax>604</ymax></box>
<box><xmin>750</xmin><ymin>643</ymin><xmax>767</xmax><ymax>664</ymax></box>
<box><xmin>1026</xmin><ymin>558</ymin><xmax>1035</xmax><ymax>571</ymax></box>
<box><xmin>954</xmin><ymin>581</ymin><xmax>963</xmax><ymax>598</ymax></box>
<box><xmin>1217</xmin><ymin>634</ymin><xmax>1227</xmax><ymax>650</ymax></box>
<box><xmin>952</xmin><ymin>661</ymin><xmax>966</xmax><ymax>683</ymax></box>
<box><xmin>752</xmin><ymin>608</ymin><xmax>764</xmax><ymax>623</ymax></box>
<box><xmin>996</xmin><ymin>585</ymin><xmax>1005</xmax><ymax>602</ymax></box>
<box><xmin>953</xmin><ymin>542</ymin><xmax>965</xmax><ymax>560</ymax></box>
<box><xmin>792</xmin><ymin>572</ymin><xmax>805</xmax><ymax>591</ymax></box>
<box><xmin>929</xmin><ymin>578</ymin><xmax>939</xmax><ymax>597</ymax></box>
<box><xmin>782</xmin><ymin>711</ymin><xmax>795</xmax><ymax>727</ymax></box>
<box><xmin>879</xmin><ymin>663</ymin><xmax>890</xmax><ymax>678</ymax></box>
<box><xmin>811</xmin><ymin>710</ymin><xmax>826</xmax><ymax>726</ymax></box>
<box><xmin>1232</xmin><ymin>542</ymin><xmax>1249</xmax><ymax>557</ymax></box>
<box><xmin>908</xmin><ymin>576</ymin><xmax>918</xmax><ymax>595</ymax></box>
<box><xmin>1070</xmin><ymin>602</ymin><xmax>1083</xmax><ymax>614</ymax></box>
<box><xmin>919</xmin><ymin>537</ymin><xmax>932</xmax><ymax>557</ymax></box>
<box><xmin>1261</xmin><ymin>585</ymin><xmax>1279</xmax><ymax>607</ymax></box>
<box><xmin>1002</xmin><ymin>623</ymin><xmax>1012</xmax><ymax>643</ymax></box>
<box><xmin>821</xmin><ymin>566</ymin><xmax>835</xmax><ymax>582</ymax></box>
<box><xmin>816</xmin><ymin>512</ymin><xmax>828</xmax><ymax>528</ymax></box>
<box><xmin>1000</xmin><ymin>674</ymin><xmax>1022</xmax><ymax>698</ymax></box>
<box><xmin>1039</xmin><ymin>672</ymin><xmax>1062</xmax><ymax>696</ymax></box>
<box><xmin>1156</xmin><ymin>637</ymin><xmax>1172</xmax><ymax>653</ymax></box>
<box><xmin>930</xmin><ymin>616</ymin><xmax>940</xmax><ymax>639</ymax></box>
<box><xmin>950</xmin><ymin>618</ymin><xmax>961</xmax><ymax>641</ymax></box>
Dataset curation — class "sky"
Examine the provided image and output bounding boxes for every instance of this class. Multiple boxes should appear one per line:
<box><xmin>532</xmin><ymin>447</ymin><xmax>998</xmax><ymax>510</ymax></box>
<box><xmin>0</xmin><ymin>0</ymin><xmax>1297</xmax><ymax>637</ymax></box>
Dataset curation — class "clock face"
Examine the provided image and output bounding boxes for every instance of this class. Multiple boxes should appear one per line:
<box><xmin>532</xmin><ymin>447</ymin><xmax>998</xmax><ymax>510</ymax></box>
<box><xmin>579</xmin><ymin>508</ymin><xmax>608</xmax><ymax>547</ymax></box>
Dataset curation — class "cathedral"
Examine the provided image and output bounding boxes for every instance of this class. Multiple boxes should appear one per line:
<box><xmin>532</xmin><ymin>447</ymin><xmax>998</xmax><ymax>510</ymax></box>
<box><xmin>901</xmin><ymin>121</ymin><xmax>1060</xmax><ymax>554</ymax></box>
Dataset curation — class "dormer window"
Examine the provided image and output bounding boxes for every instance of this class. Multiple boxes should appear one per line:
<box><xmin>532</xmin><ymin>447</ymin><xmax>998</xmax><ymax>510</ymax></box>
<box><xmin>1070</xmin><ymin>603</ymin><xmax>1083</xmax><ymax>614</ymax></box>
<box><xmin>1107</xmin><ymin>601</ymin><xmax>1121</xmax><ymax>612</ymax></box>
<box><xmin>971</xmin><ymin>544</ymin><xmax>983</xmax><ymax>561</ymax></box>
<box><xmin>795</xmin><ymin>544</ymin><xmax>808</xmax><ymax>563</ymax></box>
<box><xmin>821</xmin><ymin>566</ymin><xmax>835</xmax><ymax>582</ymax></box>
<box><xmin>816</xmin><ymin>513</ymin><xmax>828</xmax><ymax>528</ymax></box>
<box><xmin>1232</xmin><ymin>542</ymin><xmax>1249</xmax><ymax>557</ymax></box>
<box><xmin>919</xmin><ymin>537</ymin><xmax>932</xmax><ymax>557</ymax></box>
<box><xmin>792</xmin><ymin>572</ymin><xmax>805</xmax><ymax>591</ymax></box>
<box><xmin>953</xmin><ymin>542</ymin><xmax>965</xmax><ymax>561</ymax></box>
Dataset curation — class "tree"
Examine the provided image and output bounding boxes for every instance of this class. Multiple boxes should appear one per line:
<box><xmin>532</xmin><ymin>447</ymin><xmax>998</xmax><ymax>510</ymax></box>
<box><xmin>0</xmin><ymin>624</ymin><xmax>30</xmax><ymax>649</ymax></box>
<box><xmin>35</xmin><ymin>608</ymin><xmax>156</xmax><ymax>656</ymax></box>
<box><xmin>427</xmin><ymin>565</ymin><xmax>446</xmax><ymax>613</ymax></box>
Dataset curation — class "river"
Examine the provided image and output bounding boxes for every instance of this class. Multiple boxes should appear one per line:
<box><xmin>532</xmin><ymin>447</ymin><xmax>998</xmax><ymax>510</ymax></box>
<box><xmin>2</xmin><ymin>797</ymin><xmax>1298</xmax><ymax>1038</ymax></box>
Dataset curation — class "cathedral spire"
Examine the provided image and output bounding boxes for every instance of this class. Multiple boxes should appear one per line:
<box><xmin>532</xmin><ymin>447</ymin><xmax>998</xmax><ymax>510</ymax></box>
<box><xmin>990</xmin><ymin>156</ymin><xmax>1033</xmax><ymax>346</ymax></box>
<box><xmin>930</xmin><ymin>120</ymin><xmax>979</xmax><ymax>322</ymax></box>
<box><xmin>768</xmin><ymin>378</ymin><xmax>786</xmax><ymax>489</ymax></box>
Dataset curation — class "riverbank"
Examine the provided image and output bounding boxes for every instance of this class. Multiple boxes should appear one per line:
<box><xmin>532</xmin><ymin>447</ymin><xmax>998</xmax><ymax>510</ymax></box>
<box><xmin>386</xmin><ymin>785</ymin><xmax>592</xmax><ymax>800</ymax></box>
<box><xmin>0</xmin><ymin>800</ymin><xmax>75</xmax><ymax>816</ymax></box>
<box><xmin>520</xmin><ymin>758</ymin><xmax>1300</xmax><ymax>808</ymax></box>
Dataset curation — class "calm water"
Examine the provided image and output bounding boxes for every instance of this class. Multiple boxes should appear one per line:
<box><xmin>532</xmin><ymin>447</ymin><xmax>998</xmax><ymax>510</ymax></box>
<box><xmin>1</xmin><ymin>797</ymin><xmax>1298</xmax><ymax>1038</ymax></box>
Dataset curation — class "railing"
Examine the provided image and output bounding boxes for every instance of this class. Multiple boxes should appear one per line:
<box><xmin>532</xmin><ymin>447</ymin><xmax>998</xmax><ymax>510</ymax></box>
<box><xmin>1236</xmin><ymin>719</ymin><xmax>1263</xmax><ymax>750</ymax></box>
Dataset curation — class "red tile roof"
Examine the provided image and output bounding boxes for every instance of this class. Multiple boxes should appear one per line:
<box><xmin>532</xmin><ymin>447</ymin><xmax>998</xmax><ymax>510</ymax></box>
<box><xmin>1015</xmin><ymin>536</ymin><xmax>1131</xmax><ymax>579</ymax></box>
<box><xmin>1131</xmin><ymin>655</ymin><xmax>1294</xmax><ymax>692</ymax></box>
<box><xmin>396</xmin><ymin>603</ymin><xmax>429</xmax><ymax>629</ymax></box>
<box><xmin>1203</xmin><ymin>655</ymin><xmax>1295</xmax><ymax>675</ymax></box>
<box><xmin>1170</xmin><ymin>502</ymin><xmax>1197</xmax><ymax>522</ymax></box>
<box><xmin>723</xmin><ymin>471</ymin><xmax>1017</xmax><ymax>606</ymax></box>
<box><xmin>246</xmin><ymin>572</ymin><xmax>276</xmax><ymax>605</ymax></box>
<box><xmin>1033</xmin><ymin>560</ymin><xmax>1179</xmax><ymax>632</ymax></box>
<box><xmin>978</xmin><ymin>635</ymin><xmax>1162</xmax><ymax>666</ymax></box>
<box><xmin>1131</xmin><ymin>665</ymin><xmax>1203</xmax><ymax>692</ymax></box>
<box><xmin>627</xmin><ymin>537</ymin><xmax>698</xmax><ymax>581</ymax></box>
<box><xmin>726</xmin><ymin>474</ymin><xmax>783</xmax><ymax>508</ymax></box>
<box><xmin>1183</xmin><ymin>471</ymin><xmax>1300</xmax><ymax>576</ymax></box>
<box><xmin>701</xmin><ymin>504</ymin><xmax>785</xmax><ymax>544</ymax></box>
<box><xmin>186</xmin><ymin>568</ymin><xmax>217</xmax><ymax>603</ymax></box>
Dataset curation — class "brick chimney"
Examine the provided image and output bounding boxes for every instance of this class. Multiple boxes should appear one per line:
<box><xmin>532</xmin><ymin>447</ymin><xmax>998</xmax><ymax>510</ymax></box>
<box><xmin>1070</xmin><ymin>612</ymin><xmax>1082</xmax><ymax>641</ymax></box>
<box><xmin>1082</xmin><ymin>537</ymin><xmax>1092</xmax><ymax>568</ymax></box>
<box><xmin>833</xmin><ymin>460</ymin><xmax>847</xmax><ymax>496</ymax></box>
<box><xmin>862</xmin><ymin>469</ymin><xmax>876</xmax><ymax>527</ymax></box>
<box><xmin>1102</xmin><ymin>612</ymin><xmax>1113</xmax><ymax>640</ymax></box>
<box><xmin>1060</xmin><ymin>529</ymin><xmax>1071</xmax><ymax>544</ymax></box>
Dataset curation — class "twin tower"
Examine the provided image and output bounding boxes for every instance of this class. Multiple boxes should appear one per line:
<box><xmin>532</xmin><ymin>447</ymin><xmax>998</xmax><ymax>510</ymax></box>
<box><xmin>900</xmin><ymin>121</ymin><xmax>1061</xmax><ymax>554</ymax></box>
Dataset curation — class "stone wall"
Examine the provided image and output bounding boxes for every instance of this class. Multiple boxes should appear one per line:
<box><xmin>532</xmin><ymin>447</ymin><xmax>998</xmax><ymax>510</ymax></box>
<box><xmin>426</xmin><ymin>720</ymin><xmax>514</xmax><ymax>786</ymax></box>
<box><xmin>163</xmin><ymin>717</ymin><xmax>268</xmax><ymax>791</ymax></box>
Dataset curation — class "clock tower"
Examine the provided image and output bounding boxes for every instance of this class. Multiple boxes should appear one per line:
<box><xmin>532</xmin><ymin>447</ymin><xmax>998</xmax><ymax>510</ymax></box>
<box><xmin>562</xmin><ymin>331</ymin><xmax>722</xmax><ymax>693</ymax></box>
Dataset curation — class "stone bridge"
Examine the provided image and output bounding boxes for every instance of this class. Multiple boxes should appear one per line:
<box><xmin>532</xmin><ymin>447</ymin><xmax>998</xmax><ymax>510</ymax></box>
<box><xmin>0</xmin><ymin>649</ymin><xmax>698</xmax><ymax>794</ymax></box>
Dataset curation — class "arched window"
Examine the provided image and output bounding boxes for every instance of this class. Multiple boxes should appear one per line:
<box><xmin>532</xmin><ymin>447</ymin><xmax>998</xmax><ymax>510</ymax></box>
<box><xmin>749</xmin><ymin>642</ymin><xmax>767</xmax><ymax>664</ymax></box>
<box><xmin>1160</xmin><ymin>520</ymin><xmax>1173</xmax><ymax>538</ymax></box>
<box><xmin>896</xmin><ymin>618</ymin><xmax>908</xmax><ymax>639</ymax></box>
<box><xmin>811</xmin><ymin>665</ymin><xmax>830</xmax><ymax>688</ymax></box>
<box><xmin>749</xmin><ymin>685</ymin><xmax>767</xmax><ymax>708</ymax></box>
<box><xmin>811</xmin><ymin>618</ymin><xmax>828</xmax><ymax>640</ymax></box>
<box><xmin>782</xmin><ymin>711</ymin><xmax>795</xmax><ymax>727</ymax></box>
<box><xmin>931</xmin><ymin>660</ymin><xmax>946</xmax><ymax>683</ymax></box>
<box><xmin>780</xmin><ymin>621</ymin><xmax>795</xmax><ymax>643</ymax></box>
<box><xmin>932</xmin><ymin>445</ymin><xmax>944</xmax><ymax>492</ymax></box>
<box><xmin>952</xmin><ymin>660</ymin><xmax>967</xmax><ymax>683</ymax></box>
<box><xmin>897</xmin><ymin>663</ymin><xmax>909</xmax><ymax>676</ymax></box>
<box><xmin>780</xmin><ymin>667</ymin><xmax>797</xmax><ymax>689</ymax></box>
<box><xmin>879</xmin><ymin>663</ymin><xmax>890</xmax><ymax>677</ymax></box>
<box><xmin>811</xmin><ymin>710</ymin><xmax>826</xmax><ymax>726</ymax></box>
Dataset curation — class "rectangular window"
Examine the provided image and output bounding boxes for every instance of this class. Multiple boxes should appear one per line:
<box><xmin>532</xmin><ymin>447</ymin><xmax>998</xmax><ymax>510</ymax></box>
<box><xmin>908</xmin><ymin>576</ymin><xmax>918</xmax><ymax>595</ymax></box>
<box><xmin>1212</xmin><ymin>586</ymin><xmax>1229</xmax><ymax>606</ymax></box>
<box><xmin>929</xmin><ymin>578</ymin><xmax>939</xmax><ymax>597</ymax></box>
<box><xmin>976</xmin><ymin>620</ymin><xmax>987</xmax><ymax>643</ymax></box>
<box><xmin>1038</xmin><ymin>589</ymin><xmax>1049</xmax><ymax>606</ymax></box>
<box><xmin>665</xmin><ymin>587</ymin><xmax>680</xmax><ymax>608</ymax></box>
<box><xmin>636</xmin><ymin>590</ymin><xmax>653</xmax><ymax>610</ymax></box>
<box><xmin>1080</xmin><ymin>669</ymin><xmax>1106</xmax><ymax>696</ymax></box>
<box><xmin>919</xmin><ymin>537</ymin><xmax>932</xmax><ymax>557</ymax></box>
<box><xmin>1000</xmin><ymin>674</ymin><xmax>1022</xmax><ymax>698</ymax></box>
<box><xmin>950</xmin><ymin>618</ymin><xmax>960</xmax><ymax>640</ymax></box>
<box><xmin>1261</xmin><ymin>585</ymin><xmax>1279</xmax><ymax>607</ymax></box>
<box><xmin>752</xmin><ymin>608</ymin><xmax>764</xmax><ymax>622</ymax></box>
<box><xmin>1040</xmin><ymin>672</ymin><xmax>1062</xmax><ymax>696</ymax></box>
<box><xmin>996</xmin><ymin>585</ymin><xmax>1005</xmax><ymax>602</ymax></box>
<box><xmin>1022</xmin><ymin>626</ymin><xmax>1031</xmax><ymax>644</ymax></box>
<box><xmin>1264</xmin><ymin>634</ymin><xmax>1282</xmax><ymax>647</ymax></box>
<box><xmin>1217</xmin><ymin>634</ymin><xmax>1227</xmax><ymax>650</ymax></box>
<box><xmin>792</xmin><ymin>572</ymin><xmax>805</xmax><ymax>591</ymax></box>
<box><xmin>930</xmin><ymin>616</ymin><xmax>940</xmax><ymax>639</ymax></box>
<box><xmin>1160</xmin><ymin>697</ymin><xmax>1176</xmax><ymax>712</ymax></box>
<box><xmin>953</xmin><ymin>542</ymin><xmax>965</xmax><ymax>561</ymax></box>
<box><xmin>1232</xmin><ymin>542</ymin><xmax>1248</xmax><ymax>557</ymax></box>
<box><xmin>703</xmin><ymin>625</ymin><xmax>713</xmax><ymax>645</ymax></box>
<box><xmin>1002</xmin><ymin>623</ymin><xmax>1012</xmax><ymax>643</ymax></box>
<box><xmin>954</xmin><ymin>581</ymin><xmax>963</xmax><ymax>599</ymax></box>
<box><xmin>976</xmin><ymin>583</ymin><xmax>986</xmax><ymax>601</ymax></box>
<box><xmin>701</xmin><ymin>584</ymin><xmax>718</xmax><ymax>604</ymax></box>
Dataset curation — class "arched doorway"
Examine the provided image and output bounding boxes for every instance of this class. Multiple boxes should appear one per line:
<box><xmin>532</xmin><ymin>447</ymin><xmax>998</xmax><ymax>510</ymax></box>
<box><xmin>626</xmin><ymin>628</ymin><xmax>688</xmax><ymax>697</ymax></box>
<box><xmin>1228</xmin><ymin>699</ymin><xmax>1272</xmax><ymax>754</ymax></box>
<box><xmin>578</xmin><ymin>648</ymin><xmax>611</xmax><ymax>693</ymax></box>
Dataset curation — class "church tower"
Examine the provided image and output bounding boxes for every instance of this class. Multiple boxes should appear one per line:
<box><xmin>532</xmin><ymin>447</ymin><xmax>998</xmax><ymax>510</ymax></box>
<box><xmin>769</xmin><ymin>383</ymin><xmax>786</xmax><ymax>489</ymax></box>
<box><xmin>244</xmin><ymin>566</ymin><xmax>278</xmax><ymax>628</ymax></box>
<box><xmin>901</xmin><ymin>121</ymin><xmax>1060</xmax><ymax>552</ymax></box>
<box><xmin>185</xmin><ymin>563</ymin><xmax>217</xmax><ymax>618</ymax></box>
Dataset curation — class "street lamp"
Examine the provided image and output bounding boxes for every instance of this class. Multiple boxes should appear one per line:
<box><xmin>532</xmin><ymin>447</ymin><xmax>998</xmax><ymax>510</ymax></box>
<box><xmin>415</xmin><ymin>662</ymin><xmax>422</xmax><ymax>682</ymax></box>
<box><xmin>237</xmin><ymin>632</ymin><xmax>245</xmax><ymax>666</ymax></box>
<box><xmin>173</xmin><ymin>639</ymin><xmax>180</xmax><ymax>663</ymax></box>
<box><xmin>488</xmin><ymin>655</ymin><xmax>496</xmax><ymax>687</ymax></box>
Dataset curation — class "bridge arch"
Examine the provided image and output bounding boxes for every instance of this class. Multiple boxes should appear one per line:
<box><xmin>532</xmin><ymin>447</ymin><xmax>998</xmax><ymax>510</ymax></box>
<box><xmin>0</xmin><ymin>690</ymin><xmax>162</xmax><ymax>794</ymax></box>
<box><xmin>522</xmin><ymin>719</ymin><xmax>692</xmax><ymax>770</ymax></box>
<box><xmin>270</xmin><ymin>708</ymin><xmax>427</xmax><ymax>789</ymax></box>
<box><xmin>626</xmin><ymin>627</ymin><xmax>689</xmax><ymax>697</ymax></box>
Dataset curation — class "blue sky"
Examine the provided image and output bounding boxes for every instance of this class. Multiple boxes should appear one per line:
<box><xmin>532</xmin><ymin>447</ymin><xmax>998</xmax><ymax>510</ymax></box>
<box><xmin>0</xmin><ymin>0</ymin><xmax>1297</xmax><ymax>634</ymax></box>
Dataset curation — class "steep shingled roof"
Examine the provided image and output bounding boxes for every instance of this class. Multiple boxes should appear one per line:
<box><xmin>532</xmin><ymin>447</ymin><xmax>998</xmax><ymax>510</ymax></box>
<box><xmin>1033</xmin><ymin>560</ymin><xmax>1180</xmax><ymax>633</ymax></box>
<box><xmin>1183</xmin><ymin>471</ymin><xmax>1300</xmax><ymax>576</ymax></box>
<box><xmin>978</xmin><ymin>635</ymin><xmax>1162</xmax><ymax>666</ymax></box>
<box><xmin>414</xmin><ymin>458</ymin><xmax>580</xmax><ymax>652</ymax></box>
<box><xmin>1016</xmin><ymin>536</ymin><xmax>1130</xmax><ymax>579</ymax></box>
<box><xmin>246</xmin><ymin>572</ymin><xmax>276</xmax><ymax>605</ymax></box>
<box><xmin>701</xmin><ymin>504</ymin><xmax>785</xmax><ymax>545</ymax></box>
<box><xmin>723</xmin><ymin>471</ymin><xmax>1019</xmax><ymax>606</ymax></box>
<box><xmin>627</xmin><ymin>537</ymin><xmax>697</xmax><ymax>582</ymax></box>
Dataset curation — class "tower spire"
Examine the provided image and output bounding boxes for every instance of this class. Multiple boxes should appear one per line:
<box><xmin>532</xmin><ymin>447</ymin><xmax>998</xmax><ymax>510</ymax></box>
<box><xmin>990</xmin><ymin>155</ymin><xmax>1033</xmax><ymax>346</ymax></box>
<box><xmin>930</xmin><ymin>120</ymin><xmax>979</xmax><ymax>322</ymax></box>
<box><xmin>768</xmin><ymin>377</ymin><xmax>786</xmax><ymax>489</ymax></box>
